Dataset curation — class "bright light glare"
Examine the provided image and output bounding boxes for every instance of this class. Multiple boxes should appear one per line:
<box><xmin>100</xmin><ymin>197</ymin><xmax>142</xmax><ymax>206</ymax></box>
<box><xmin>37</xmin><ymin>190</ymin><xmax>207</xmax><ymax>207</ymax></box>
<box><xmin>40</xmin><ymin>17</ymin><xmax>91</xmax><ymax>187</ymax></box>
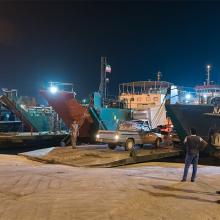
<box><xmin>49</xmin><ymin>86</ymin><xmax>58</xmax><ymax>94</ymax></box>
<box><xmin>114</xmin><ymin>135</ymin><xmax>119</xmax><ymax>140</ymax></box>
<box><xmin>203</xmin><ymin>94</ymin><xmax>207</xmax><ymax>98</ymax></box>
<box><xmin>96</xmin><ymin>134</ymin><xmax>100</xmax><ymax>139</ymax></box>
<box><xmin>185</xmin><ymin>94</ymin><xmax>191</xmax><ymax>100</ymax></box>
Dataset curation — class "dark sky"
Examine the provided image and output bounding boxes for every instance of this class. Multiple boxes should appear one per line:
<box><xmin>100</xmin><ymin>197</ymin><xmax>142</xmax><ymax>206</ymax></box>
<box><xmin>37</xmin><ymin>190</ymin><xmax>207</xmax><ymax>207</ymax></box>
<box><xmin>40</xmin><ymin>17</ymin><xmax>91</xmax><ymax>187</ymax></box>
<box><xmin>0</xmin><ymin>1</ymin><xmax>220</xmax><ymax>101</ymax></box>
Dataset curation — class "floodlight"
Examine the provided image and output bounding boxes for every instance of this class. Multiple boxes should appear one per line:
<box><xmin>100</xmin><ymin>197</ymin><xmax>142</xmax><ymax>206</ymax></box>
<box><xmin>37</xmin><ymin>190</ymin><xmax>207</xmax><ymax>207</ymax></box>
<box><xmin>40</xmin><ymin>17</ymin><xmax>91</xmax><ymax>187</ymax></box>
<box><xmin>185</xmin><ymin>94</ymin><xmax>191</xmax><ymax>100</ymax></box>
<box><xmin>49</xmin><ymin>86</ymin><xmax>58</xmax><ymax>94</ymax></box>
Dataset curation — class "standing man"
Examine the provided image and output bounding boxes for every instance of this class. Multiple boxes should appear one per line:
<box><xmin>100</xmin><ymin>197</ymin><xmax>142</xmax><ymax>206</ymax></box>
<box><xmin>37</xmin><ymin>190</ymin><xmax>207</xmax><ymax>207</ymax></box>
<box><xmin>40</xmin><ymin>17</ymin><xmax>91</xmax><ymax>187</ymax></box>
<box><xmin>70</xmin><ymin>121</ymin><xmax>79</xmax><ymax>149</ymax></box>
<box><xmin>216</xmin><ymin>191</ymin><xmax>220</xmax><ymax>204</ymax></box>
<box><xmin>181</xmin><ymin>128</ymin><xmax>207</xmax><ymax>182</ymax></box>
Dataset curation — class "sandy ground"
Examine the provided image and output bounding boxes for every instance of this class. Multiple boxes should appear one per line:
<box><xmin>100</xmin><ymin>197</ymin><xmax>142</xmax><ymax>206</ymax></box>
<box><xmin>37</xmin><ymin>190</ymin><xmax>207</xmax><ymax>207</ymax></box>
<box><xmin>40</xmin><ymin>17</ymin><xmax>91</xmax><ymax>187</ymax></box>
<box><xmin>0</xmin><ymin>154</ymin><xmax>220</xmax><ymax>220</ymax></box>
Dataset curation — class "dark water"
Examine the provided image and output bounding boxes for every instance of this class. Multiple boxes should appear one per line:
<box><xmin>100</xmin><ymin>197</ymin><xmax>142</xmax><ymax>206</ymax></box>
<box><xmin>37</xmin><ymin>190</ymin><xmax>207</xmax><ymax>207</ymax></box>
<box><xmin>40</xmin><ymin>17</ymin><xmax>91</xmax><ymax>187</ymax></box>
<box><xmin>0</xmin><ymin>145</ymin><xmax>51</xmax><ymax>155</ymax></box>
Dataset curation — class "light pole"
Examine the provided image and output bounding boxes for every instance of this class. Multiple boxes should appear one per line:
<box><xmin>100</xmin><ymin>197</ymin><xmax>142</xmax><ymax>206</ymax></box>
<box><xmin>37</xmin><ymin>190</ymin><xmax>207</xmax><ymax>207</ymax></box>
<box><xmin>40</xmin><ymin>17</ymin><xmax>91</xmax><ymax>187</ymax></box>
<box><xmin>207</xmin><ymin>65</ymin><xmax>211</xmax><ymax>85</ymax></box>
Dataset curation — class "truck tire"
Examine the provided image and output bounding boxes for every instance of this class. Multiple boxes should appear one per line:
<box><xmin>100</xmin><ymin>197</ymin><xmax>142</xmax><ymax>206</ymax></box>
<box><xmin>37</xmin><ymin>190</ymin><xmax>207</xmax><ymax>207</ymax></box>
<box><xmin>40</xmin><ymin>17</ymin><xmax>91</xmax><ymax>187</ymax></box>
<box><xmin>125</xmin><ymin>139</ymin><xmax>135</xmax><ymax>151</ymax></box>
<box><xmin>139</xmin><ymin>144</ymin><xmax>144</xmax><ymax>148</ymax></box>
<box><xmin>108</xmin><ymin>144</ymin><xmax>117</xmax><ymax>150</ymax></box>
<box><xmin>154</xmin><ymin>138</ymin><xmax>161</xmax><ymax>148</ymax></box>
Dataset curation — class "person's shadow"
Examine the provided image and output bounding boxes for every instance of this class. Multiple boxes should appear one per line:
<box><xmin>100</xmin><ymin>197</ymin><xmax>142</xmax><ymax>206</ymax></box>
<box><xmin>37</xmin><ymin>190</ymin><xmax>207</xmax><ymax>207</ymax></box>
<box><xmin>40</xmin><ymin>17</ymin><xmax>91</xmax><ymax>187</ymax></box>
<box><xmin>138</xmin><ymin>184</ymin><xmax>218</xmax><ymax>204</ymax></box>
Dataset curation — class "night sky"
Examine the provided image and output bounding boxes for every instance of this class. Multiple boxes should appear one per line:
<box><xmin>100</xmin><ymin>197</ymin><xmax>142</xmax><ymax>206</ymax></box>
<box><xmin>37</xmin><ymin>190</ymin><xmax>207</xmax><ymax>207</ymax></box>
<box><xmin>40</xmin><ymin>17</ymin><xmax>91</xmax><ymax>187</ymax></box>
<box><xmin>0</xmin><ymin>1</ymin><xmax>220</xmax><ymax>101</ymax></box>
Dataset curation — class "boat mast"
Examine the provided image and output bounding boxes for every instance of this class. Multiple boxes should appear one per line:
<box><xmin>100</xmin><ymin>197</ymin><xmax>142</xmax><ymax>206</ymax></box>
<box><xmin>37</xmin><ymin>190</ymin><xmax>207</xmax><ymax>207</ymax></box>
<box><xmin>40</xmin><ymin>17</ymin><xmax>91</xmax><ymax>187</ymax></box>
<box><xmin>99</xmin><ymin>57</ymin><xmax>107</xmax><ymax>105</ymax></box>
<box><xmin>157</xmin><ymin>71</ymin><xmax>162</xmax><ymax>82</ymax></box>
<box><xmin>99</xmin><ymin>57</ymin><xmax>112</xmax><ymax>105</ymax></box>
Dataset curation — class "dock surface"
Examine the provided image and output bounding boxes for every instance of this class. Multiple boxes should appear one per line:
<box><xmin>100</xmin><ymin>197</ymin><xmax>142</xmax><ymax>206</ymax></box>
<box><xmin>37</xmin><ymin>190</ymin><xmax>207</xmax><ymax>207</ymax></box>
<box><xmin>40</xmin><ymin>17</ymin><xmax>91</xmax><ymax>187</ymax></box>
<box><xmin>0</xmin><ymin>154</ymin><xmax>220</xmax><ymax>220</ymax></box>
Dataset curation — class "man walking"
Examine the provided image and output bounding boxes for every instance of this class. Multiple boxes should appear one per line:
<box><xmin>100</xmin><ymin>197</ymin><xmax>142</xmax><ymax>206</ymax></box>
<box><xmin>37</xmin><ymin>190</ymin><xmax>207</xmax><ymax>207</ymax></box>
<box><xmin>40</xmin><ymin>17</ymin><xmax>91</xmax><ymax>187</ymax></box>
<box><xmin>181</xmin><ymin>128</ymin><xmax>207</xmax><ymax>182</ymax></box>
<box><xmin>70</xmin><ymin>121</ymin><xmax>79</xmax><ymax>149</ymax></box>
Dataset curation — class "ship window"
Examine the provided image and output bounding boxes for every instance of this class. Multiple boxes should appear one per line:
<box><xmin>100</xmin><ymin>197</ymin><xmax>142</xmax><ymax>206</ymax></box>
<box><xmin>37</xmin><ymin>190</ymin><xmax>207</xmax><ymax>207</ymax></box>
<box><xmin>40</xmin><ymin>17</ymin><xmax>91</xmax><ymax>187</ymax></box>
<box><xmin>137</xmin><ymin>97</ymin><xmax>142</xmax><ymax>102</ymax></box>
<box><xmin>146</xmin><ymin>97</ymin><xmax>151</xmax><ymax>101</ymax></box>
<box><xmin>153</xmin><ymin>97</ymin><xmax>159</xmax><ymax>101</ymax></box>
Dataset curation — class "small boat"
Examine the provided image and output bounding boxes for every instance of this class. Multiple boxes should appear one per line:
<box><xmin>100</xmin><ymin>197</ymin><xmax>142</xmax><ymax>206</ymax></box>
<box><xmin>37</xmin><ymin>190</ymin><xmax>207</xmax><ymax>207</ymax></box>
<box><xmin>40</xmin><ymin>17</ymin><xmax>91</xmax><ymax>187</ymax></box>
<box><xmin>0</xmin><ymin>88</ymin><xmax>69</xmax><ymax>148</ymax></box>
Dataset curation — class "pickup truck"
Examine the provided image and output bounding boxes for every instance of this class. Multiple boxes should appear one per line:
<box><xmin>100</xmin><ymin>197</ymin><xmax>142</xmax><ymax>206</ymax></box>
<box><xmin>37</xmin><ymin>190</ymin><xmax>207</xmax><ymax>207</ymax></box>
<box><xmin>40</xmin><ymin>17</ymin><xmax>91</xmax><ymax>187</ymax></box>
<box><xmin>96</xmin><ymin>120</ymin><xmax>163</xmax><ymax>151</ymax></box>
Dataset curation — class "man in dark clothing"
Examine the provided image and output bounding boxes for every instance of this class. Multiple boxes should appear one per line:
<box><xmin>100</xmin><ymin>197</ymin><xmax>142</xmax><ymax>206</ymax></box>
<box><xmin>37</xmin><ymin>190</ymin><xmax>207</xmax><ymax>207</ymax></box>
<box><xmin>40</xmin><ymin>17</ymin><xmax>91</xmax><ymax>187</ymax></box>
<box><xmin>181</xmin><ymin>128</ymin><xmax>207</xmax><ymax>182</ymax></box>
<box><xmin>216</xmin><ymin>191</ymin><xmax>220</xmax><ymax>204</ymax></box>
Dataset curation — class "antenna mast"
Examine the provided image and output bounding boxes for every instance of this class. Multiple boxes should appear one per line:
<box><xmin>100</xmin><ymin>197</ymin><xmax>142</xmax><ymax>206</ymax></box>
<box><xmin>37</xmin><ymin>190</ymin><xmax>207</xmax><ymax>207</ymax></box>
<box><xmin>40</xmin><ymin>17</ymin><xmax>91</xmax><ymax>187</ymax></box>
<box><xmin>99</xmin><ymin>57</ymin><xmax>111</xmax><ymax>105</ymax></box>
<box><xmin>156</xmin><ymin>71</ymin><xmax>162</xmax><ymax>82</ymax></box>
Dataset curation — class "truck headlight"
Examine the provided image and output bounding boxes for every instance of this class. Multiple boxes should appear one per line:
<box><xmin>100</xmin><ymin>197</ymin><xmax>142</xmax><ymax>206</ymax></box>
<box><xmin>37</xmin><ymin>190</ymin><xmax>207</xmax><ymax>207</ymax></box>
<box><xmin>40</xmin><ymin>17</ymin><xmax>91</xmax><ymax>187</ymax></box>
<box><xmin>115</xmin><ymin>134</ymin><xmax>119</xmax><ymax>140</ymax></box>
<box><xmin>96</xmin><ymin>134</ymin><xmax>100</xmax><ymax>139</ymax></box>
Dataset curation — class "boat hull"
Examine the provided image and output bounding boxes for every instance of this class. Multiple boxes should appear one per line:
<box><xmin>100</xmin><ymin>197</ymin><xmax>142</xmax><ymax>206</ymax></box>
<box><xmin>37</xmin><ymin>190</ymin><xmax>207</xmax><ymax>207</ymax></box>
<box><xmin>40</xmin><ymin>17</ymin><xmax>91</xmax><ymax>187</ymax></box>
<box><xmin>0</xmin><ymin>132</ymin><xmax>67</xmax><ymax>149</ymax></box>
<box><xmin>40</xmin><ymin>90</ymin><xmax>94</xmax><ymax>138</ymax></box>
<box><xmin>0</xmin><ymin>121</ymin><xmax>21</xmax><ymax>132</ymax></box>
<box><xmin>166</xmin><ymin>104</ymin><xmax>220</xmax><ymax>141</ymax></box>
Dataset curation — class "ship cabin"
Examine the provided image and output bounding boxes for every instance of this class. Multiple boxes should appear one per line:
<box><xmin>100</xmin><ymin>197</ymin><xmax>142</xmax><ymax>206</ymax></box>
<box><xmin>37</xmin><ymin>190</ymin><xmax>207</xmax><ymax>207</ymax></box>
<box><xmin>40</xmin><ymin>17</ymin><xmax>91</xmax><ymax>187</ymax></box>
<box><xmin>118</xmin><ymin>81</ymin><xmax>173</xmax><ymax>129</ymax></box>
<box><xmin>118</xmin><ymin>81</ymin><xmax>172</xmax><ymax>110</ymax></box>
<box><xmin>195</xmin><ymin>84</ymin><xmax>220</xmax><ymax>104</ymax></box>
